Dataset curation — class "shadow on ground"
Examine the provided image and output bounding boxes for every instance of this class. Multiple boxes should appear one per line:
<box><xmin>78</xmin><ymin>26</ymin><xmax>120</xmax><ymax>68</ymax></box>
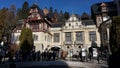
<box><xmin>16</xmin><ymin>60</ymin><xmax>70</xmax><ymax>68</ymax></box>
<box><xmin>108</xmin><ymin>49</ymin><xmax>120</xmax><ymax>68</ymax></box>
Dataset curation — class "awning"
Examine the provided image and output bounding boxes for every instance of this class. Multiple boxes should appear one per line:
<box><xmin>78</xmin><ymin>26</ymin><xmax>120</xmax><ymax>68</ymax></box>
<box><xmin>51</xmin><ymin>46</ymin><xmax>60</xmax><ymax>51</ymax></box>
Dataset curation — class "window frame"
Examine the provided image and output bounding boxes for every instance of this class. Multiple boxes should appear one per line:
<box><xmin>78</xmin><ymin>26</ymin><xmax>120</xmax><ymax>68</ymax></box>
<box><xmin>89</xmin><ymin>31</ymin><xmax>97</xmax><ymax>41</ymax></box>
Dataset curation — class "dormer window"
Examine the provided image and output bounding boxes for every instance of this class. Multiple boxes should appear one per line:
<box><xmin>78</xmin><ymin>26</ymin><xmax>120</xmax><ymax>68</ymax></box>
<box><xmin>74</xmin><ymin>17</ymin><xmax>76</xmax><ymax>21</ymax></box>
<box><xmin>69</xmin><ymin>23</ymin><xmax>71</xmax><ymax>26</ymax></box>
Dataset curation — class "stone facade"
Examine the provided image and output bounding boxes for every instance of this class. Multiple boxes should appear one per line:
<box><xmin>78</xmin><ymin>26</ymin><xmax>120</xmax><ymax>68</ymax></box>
<box><xmin>50</xmin><ymin>14</ymin><xmax>101</xmax><ymax>56</ymax></box>
<box><xmin>11</xmin><ymin>4</ymin><xmax>101</xmax><ymax>57</ymax></box>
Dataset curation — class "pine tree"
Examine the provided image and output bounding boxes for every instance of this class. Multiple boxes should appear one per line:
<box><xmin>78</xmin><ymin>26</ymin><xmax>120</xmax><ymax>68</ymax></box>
<box><xmin>64</xmin><ymin>12</ymin><xmax>70</xmax><ymax>20</ymax></box>
<box><xmin>19</xmin><ymin>1</ymin><xmax>29</xmax><ymax>19</ymax></box>
<box><xmin>48</xmin><ymin>7</ymin><xmax>53</xmax><ymax>18</ymax></box>
<box><xmin>19</xmin><ymin>27</ymin><xmax>33</xmax><ymax>58</ymax></box>
<box><xmin>58</xmin><ymin>10</ymin><xmax>64</xmax><ymax>22</ymax></box>
<box><xmin>110</xmin><ymin>16</ymin><xmax>120</xmax><ymax>53</ymax></box>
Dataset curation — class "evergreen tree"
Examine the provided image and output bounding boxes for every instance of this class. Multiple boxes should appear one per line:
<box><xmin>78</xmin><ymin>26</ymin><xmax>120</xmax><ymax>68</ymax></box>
<box><xmin>17</xmin><ymin>8</ymin><xmax>22</xmax><ymax>20</ymax></box>
<box><xmin>110</xmin><ymin>16</ymin><xmax>120</xmax><ymax>53</ymax></box>
<box><xmin>58</xmin><ymin>10</ymin><xmax>64</xmax><ymax>22</ymax></box>
<box><xmin>64</xmin><ymin>12</ymin><xmax>70</xmax><ymax>20</ymax></box>
<box><xmin>48</xmin><ymin>7</ymin><xmax>53</xmax><ymax>18</ymax></box>
<box><xmin>21</xmin><ymin>1</ymin><xmax>29</xmax><ymax>19</ymax></box>
<box><xmin>108</xmin><ymin>16</ymin><xmax>120</xmax><ymax>68</ymax></box>
<box><xmin>81</xmin><ymin>12</ymin><xmax>90</xmax><ymax>20</ymax></box>
<box><xmin>19</xmin><ymin>27</ymin><xmax>33</xmax><ymax>59</ymax></box>
<box><xmin>52</xmin><ymin>9</ymin><xmax>58</xmax><ymax>23</ymax></box>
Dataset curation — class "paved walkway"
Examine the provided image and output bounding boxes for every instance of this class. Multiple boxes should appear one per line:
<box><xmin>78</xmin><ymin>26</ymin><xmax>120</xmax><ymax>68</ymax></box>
<box><xmin>0</xmin><ymin>60</ymin><xmax>108</xmax><ymax>68</ymax></box>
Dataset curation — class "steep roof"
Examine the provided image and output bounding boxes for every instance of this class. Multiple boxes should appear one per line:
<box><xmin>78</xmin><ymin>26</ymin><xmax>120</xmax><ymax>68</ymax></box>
<box><xmin>67</xmin><ymin>14</ymin><xmax>79</xmax><ymax>22</ymax></box>
<box><xmin>30</xmin><ymin>4</ymin><xmax>44</xmax><ymax>18</ymax></box>
<box><xmin>52</xmin><ymin>22</ymin><xmax>64</xmax><ymax>28</ymax></box>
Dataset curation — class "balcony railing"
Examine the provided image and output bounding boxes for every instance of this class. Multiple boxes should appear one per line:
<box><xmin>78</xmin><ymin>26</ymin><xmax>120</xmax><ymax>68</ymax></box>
<box><xmin>74</xmin><ymin>41</ymin><xmax>83</xmax><ymax>44</ymax></box>
<box><xmin>64</xmin><ymin>41</ymin><xmax>73</xmax><ymax>44</ymax></box>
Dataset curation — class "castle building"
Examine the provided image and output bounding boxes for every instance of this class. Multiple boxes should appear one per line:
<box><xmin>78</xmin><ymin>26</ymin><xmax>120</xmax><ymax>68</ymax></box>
<box><xmin>91</xmin><ymin>1</ymin><xmax>118</xmax><ymax>54</ymax></box>
<box><xmin>11</xmin><ymin>4</ymin><xmax>101</xmax><ymax>57</ymax></box>
<box><xmin>11</xmin><ymin>4</ymin><xmax>52</xmax><ymax>52</ymax></box>
<box><xmin>51</xmin><ymin>14</ymin><xmax>100</xmax><ymax>56</ymax></box>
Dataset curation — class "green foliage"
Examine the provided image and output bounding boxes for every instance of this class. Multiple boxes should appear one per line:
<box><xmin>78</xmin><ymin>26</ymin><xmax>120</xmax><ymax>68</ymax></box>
<box><xmin>0</xmin><ymin>6</ymin><xmax>17</xmax><ymax>41</ymax></box>
<box><xmin>19</xmin><ymin>27</ymin><xmax>33</xmax><ymax>54</ymax></box>
<box><xmin>0</xmin><ymin>8</ymin><xmax>8</xmax><ymax>39</ymax></box>
<box><xmin>64</xmin><ymin>12</ymin><xmax>70</xmax><ymax>20</ymax></box>
<box><xmin>20</xmin><ymin>40</ymin><xmax>32</xmax><ymax>54</ymax></box>
<box><xmin>17</xmin><ymin>1</ymin><xmax>29</xmax><ymax>19</ymax></box>
<box><xmin>110</xmin><ymin>16</ymin><xmax>120</xmax><ymax>53</ymax></box>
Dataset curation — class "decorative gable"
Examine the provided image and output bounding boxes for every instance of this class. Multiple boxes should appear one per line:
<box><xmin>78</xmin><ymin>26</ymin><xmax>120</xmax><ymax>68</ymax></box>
<box><xmin>64</xmin><ymin>14</ymin><xmax>82</xmax><ymax>29</ymax></box>
<box><xmin>28</xmin><ymin>7</ymin><xmax>42</xmax><ymax>20</ymax></box>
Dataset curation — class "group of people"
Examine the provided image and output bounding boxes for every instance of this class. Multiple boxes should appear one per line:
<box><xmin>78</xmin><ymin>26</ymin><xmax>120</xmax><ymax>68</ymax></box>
<box><xmin>78</xmin><ymin>47</ymin><xmax>102</xmax><ymax>63</ymax></box>
<box><xmin>0</xmin><ymin>49</ymin><xmax>68</xmax><ymax>63</ymax></box>
<box><xmin>0</xmin><ymin>47</ymin><xmax>108</xmax><ymax>64</ymax></box>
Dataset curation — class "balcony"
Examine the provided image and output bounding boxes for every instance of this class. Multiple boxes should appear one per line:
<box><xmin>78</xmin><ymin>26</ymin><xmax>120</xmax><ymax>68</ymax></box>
<box><xmin>64</xmin><ymin>41</ymin><xmax>73</xmax><ymax>45</ymax></box>
<box><xmin>74</xmin><ymin>41</ymin><xmax>83</xmax><ymax>44</ymax></box>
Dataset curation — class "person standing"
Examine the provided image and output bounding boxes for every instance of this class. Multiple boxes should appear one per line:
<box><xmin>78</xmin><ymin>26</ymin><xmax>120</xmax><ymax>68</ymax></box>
<box><xmin>81</xmin><ymin>48</ymin><xmax>87</xmax><ymax>62</ymax></box>
<box><xmin>97</xmin><ymin>50</ymin><xmax>101</xmax><ymax>63</ymax></box>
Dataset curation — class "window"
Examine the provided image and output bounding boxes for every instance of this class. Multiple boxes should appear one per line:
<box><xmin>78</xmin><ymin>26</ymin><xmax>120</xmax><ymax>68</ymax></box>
<box><xmin>69</xmin><ymin>23</ymin><xmax>71</xmax><ymax>26</ymax></box>
<box><xmin>76</xmin><ymin>32</ymin><xmax>83</xmax><ymax>41</ymax></box>
<box><xmin>54</xmin><ymin>33</ymin><xmax>60</xmax><ymax>42</ymax></box>
<box><xmin>65</xmin><ymin>32</ymin><xmax>71</xmax><ymax>42</ymax></box>
<box><xmin>31</xmin><ymin>24</ymin><xmax>39</xmax><ymax>31</ymax></box>
<box><xmin>33</xmin><ymin>24</ymin><xmax>39</xmax><ymax>29</ymax></box>
<box><xmin>39</xmin><ymin>24</ymin><xmax>42</xmax><ymax>28</ymax></box>
<box><xmin>16</xmin><ymin>35</ymin><xmax>19</xmax><ymax>41</ymax></box>
<box><xmin>89</xmin><ymin>31</ymin><xmax>96</xmax><ymax>41</ymax></box>
<box><xmin>76</xmin><ymin>23</ymin><xmax>78</xmax><ymax>26</ymax></box>
<box><xmin>33</xmin><ymin>34</ymin><xmax>38</xmax><ymax>41</ymax></box>
<box><xmin>104</xmin><ymin>32</ymin><xmax>108</xmax><ymax>40</ymax></box>
<box><xmin>44</xmin><ymin>23</ymin><xmax>47</xmax><ymax>30</ymax></box>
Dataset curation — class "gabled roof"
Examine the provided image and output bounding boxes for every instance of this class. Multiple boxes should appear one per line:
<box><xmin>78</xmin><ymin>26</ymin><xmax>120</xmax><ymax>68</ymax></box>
<box><xmin>67</xmin><ymin>14</ymin><xmax>79</xmax><ymax>22</ymax></box>
<box><xmin>17</xmin><ymin>19</ymin><xmax>25</xmax><ymax>25</ymax></box>
<box><xmin>30</xmin><ymin>4</ymin><xmax>44</xmax><ymax>18</ymax></box>
<box><xmin>52</xmin><ymin>22</ymin><xmax>64</xmax><ymax>28</ymax></box>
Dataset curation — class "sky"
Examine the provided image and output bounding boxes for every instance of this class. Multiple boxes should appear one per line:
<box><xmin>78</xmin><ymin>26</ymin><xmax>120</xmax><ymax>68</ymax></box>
<box><xmin>0</xmin><ymin>0</ymin><xmax>113</xmax><ymax>15</ymax></box>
